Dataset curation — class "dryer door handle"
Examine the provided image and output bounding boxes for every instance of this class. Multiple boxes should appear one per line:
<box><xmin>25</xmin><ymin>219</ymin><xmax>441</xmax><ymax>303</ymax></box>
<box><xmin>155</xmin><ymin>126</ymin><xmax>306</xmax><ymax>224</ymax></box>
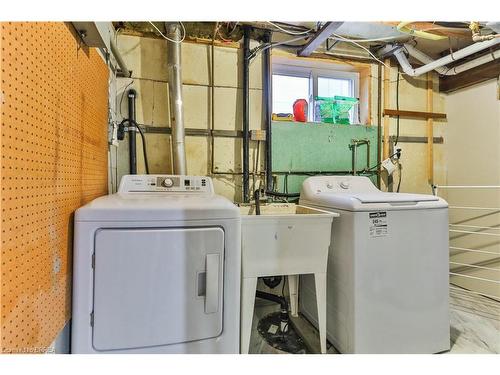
<box><xmin>205</xmin><ymin>253</ymin><xmax>220</xmax><ymax>314</ymax></box>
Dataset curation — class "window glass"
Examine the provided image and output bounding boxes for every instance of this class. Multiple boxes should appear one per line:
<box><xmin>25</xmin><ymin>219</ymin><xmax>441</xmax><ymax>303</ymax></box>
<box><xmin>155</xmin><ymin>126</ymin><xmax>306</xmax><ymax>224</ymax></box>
<box><xmin>272</xmin><ymin>74</ymin><xmax>310</xmax><ymax>114</ymax></box>
<box><xmin>317</xmin><ymin>77</ymin><xmax>351</xmax><ymax>97</ymax></box>
<box><xmin>317</xmin><ymin>77</ymin><xmax>356</xmax><ymax>123</ymax></box>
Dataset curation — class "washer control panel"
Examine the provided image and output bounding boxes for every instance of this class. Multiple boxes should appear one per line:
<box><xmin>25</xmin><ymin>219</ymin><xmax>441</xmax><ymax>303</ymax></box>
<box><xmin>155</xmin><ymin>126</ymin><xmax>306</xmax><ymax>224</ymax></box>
<box><xmin>301</xmin><ymin>175</ymin><xmax>379</xmax><ymax>194</ymax></box>
<box><xmin>118</xmin><ymin>175</ymin><xmax>213</xmax><ymax>193</ymax></box>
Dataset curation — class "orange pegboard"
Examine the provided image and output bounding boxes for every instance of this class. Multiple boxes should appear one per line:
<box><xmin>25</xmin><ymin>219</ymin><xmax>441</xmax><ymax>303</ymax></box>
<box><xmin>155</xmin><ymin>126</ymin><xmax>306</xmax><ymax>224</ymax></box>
<box><xmin>0</xmin><ymin>22</ymin><xmax>109</xmax><ymax>353</ymax></box>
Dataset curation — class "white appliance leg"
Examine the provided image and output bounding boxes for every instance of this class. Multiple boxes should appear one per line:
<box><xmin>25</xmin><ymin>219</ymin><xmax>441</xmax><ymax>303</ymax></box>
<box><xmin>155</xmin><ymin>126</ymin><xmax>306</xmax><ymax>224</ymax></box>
<box><xmin>288</xmin><ymin>275</ymin><xmax>299</xmax><ymax>317</ymax></box>
<box><xmin>314</xmin><ymin>272</ymin><xmax>327</xmax><ymax>354</ymax></box>
<box><xmin>240</xmin><ymin>277</ymin><xmax>258</xmax><ymax>354</ymax></box>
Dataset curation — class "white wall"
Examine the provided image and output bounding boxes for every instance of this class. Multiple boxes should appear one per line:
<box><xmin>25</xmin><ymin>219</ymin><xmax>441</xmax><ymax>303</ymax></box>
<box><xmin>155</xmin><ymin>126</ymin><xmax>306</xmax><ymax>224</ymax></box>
<box><xmin>444</xmin><ymin>79</ymin><xmax>500</xmax><ymax>298</ymax></box>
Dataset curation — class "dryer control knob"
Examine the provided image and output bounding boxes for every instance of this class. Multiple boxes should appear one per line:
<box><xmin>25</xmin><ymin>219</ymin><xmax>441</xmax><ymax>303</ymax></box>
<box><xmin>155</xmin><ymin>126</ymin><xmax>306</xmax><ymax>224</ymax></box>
<box><xmin>326</xmin><ymin>182</ymin><xmax>333</xmax><ymax>189</ymax></box>
<box><xmin>163</xmin><ymin>178</ymin><xmax>174</xmax><ymax>188</ymax></box>
<box><xmin>340</xmin><ymin>181</ymin><xmax>350</xmax><ymax>189</ymax></box>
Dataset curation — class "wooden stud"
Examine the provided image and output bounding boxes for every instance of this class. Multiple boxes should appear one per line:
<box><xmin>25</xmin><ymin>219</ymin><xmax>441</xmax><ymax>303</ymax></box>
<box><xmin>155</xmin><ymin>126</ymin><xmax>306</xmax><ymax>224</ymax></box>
<box><xmin>383</xmin><ymin>59</ymin><xmax>391</xmax><ymax>160</ymax></box>
<box><xmin>427</xmin><ymin>72</ymin><xmax>434</xmax><ymax>185</ymax></box>
<box><xmin>383</xmin><ymin>109</ymin><xmax>446</xmax><ymax>119</ymax></box>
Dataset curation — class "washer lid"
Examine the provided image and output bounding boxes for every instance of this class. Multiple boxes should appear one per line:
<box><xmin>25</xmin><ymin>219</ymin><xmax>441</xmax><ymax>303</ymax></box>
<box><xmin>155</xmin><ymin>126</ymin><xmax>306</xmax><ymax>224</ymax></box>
<box><xmin>300</xmin><ymin>176</ymin><xmax>447</xmax><ymax>211</ymax></box>
<box><xmin>350</xmin><ymin>192</ymin><xmax>439</xmax><ymax>203</ymax></box>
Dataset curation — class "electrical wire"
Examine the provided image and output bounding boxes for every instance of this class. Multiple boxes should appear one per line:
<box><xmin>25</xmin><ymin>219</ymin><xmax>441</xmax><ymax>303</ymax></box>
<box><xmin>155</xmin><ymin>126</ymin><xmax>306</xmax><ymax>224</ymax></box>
<box><xmin>148</xmin><ymin>21</ymin><xmax>186</xmax><ymax>43</ymax></box>
<box><xmin>328</xmin><ymin>35</ymin><xmax>408</xmax><ymax>43</ymax></box>
<box><xmin>397</xmin><ymin>162</ymin><xmax>402</xmax><ymax>192</ymax></box>
<box><xmin>214</xmin><ymin>22</ymin><xmax>234</xmax><ymax>43</ymax></box>
<box><xmin>329</xmin><ymin>32</ymin><xmax>392</xmax><ymax>68</ymax></box>
<box><xmin>267</xmin><ymin>21</ymin><xmax>314</xmax><ymax>35</ymax></box>
<box><xmin>227</xmin><ymin>22</ymin><xmax>239</xmax><ymax>36</ymax></box>
<box><xmin>248</xmin><ymin>35</ymin><xmax>309</xmax><ymax>60</ymax></box>
<box><xmin>329</xmin><ymin>32</ymin><xmax>409</xmax><ymax>79</ymax></box>
<box><xmin>364</xmin><ymin>150</ymin><xmax>402</xmax><ymax>172</ymax></box>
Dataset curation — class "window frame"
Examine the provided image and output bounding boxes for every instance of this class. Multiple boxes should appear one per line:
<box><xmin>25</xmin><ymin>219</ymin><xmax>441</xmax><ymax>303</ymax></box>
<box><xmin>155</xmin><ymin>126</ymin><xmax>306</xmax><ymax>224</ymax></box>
<box><xmin>272</xmin><ymin>63</ymin><xmax>360</xmax><ymax>123</ymax></box>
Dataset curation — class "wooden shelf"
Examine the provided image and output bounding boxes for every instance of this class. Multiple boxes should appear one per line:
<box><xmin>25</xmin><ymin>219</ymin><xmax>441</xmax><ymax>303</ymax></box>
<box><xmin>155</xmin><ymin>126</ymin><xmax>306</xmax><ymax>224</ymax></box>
<box><xmin>383</xmin><ymin>109</ymin><xmax>447</xmax><ymax>119</ymax></box>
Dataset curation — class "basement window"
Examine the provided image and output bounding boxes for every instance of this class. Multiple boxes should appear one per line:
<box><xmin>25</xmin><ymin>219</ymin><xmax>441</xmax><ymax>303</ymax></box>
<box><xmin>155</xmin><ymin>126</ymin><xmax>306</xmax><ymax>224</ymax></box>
<box><xmin>272</xmin><ymin>63</ymin><xmax>359</xmax><ymax>123</ymax></box>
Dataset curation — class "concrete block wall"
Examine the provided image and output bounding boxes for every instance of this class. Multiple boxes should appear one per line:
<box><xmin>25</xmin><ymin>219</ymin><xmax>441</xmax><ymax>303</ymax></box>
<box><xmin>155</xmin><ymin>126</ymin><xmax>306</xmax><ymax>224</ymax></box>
<box><xmin>112</xmin><ymin>34</ymin><xmax>265</xmax><ymax>202</ymax></box>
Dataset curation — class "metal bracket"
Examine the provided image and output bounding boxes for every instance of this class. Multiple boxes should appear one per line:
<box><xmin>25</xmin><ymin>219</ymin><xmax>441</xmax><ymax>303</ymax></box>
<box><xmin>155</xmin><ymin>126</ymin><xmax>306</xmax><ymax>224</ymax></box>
<box><xmin>297</xmin><ymin>22</ymin><xmax>344</xmax><ymax>57</ymax></box>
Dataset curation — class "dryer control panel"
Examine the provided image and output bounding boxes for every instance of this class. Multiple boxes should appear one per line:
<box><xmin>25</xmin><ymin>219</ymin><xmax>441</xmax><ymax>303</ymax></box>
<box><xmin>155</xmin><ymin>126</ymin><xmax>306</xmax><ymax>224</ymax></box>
<box><xmin>118</xmin><ymin>175</ymin><xmax>214</xmax><ymax>194</ymax></box>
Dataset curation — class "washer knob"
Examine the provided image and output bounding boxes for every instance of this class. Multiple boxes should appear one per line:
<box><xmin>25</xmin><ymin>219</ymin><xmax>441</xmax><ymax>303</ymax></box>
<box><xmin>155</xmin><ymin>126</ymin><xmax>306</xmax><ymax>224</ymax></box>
<box><xmin>340</xmin><ymin>181</ymin><xmax>350</xmax><ymax>189</ymax></box>
<box><xmin>163</xmin><ymin>178</ymin><xmax>174</xmax><ymax>188</ymax></box>
<box><xmin>326</xmin><ymin>182</ymin><xmax>333</xmax><ymax>189</ymax></box>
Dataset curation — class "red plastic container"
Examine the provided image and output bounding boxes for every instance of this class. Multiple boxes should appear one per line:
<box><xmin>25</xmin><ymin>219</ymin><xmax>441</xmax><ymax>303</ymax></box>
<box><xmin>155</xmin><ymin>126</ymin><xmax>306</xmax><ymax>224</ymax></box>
<box><xmin>293</xmin><ymin>99</ymin><xmax>308</xmax><ymax>122</ymax></box>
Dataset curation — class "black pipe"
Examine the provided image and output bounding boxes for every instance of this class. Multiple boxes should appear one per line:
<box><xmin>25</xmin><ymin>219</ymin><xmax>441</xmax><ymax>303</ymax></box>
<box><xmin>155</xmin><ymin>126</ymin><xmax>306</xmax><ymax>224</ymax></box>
<box><xmin>254</xmin><ymin>189</ymin><xmax>261</xmax><ymax>215</ymax></box>
<box><xmin>263</xmin><ymin>31</ymin><xmax>273</xmax><ymax>193</ymax></box>
<box><xmin>118</xmin><ymin>119</ymin><xmax>150</xmax><ymax>174</ymax></box>
<box><xmin>256</xmin><ymin>290</ymin><xmax>289</xmax><ymax>331</ymax></box>
<box><xmin>256</xmin><ymin>290</ymin><xmax>288</xmax><ymax>312</ymax></box>
<box><xmin>242</xmin><ymin>26</ymin><xmax>250</xmax><ymax>203</ymax></box>
<box><xmin>127</xmin><ymin>89</ymin><xmax>137</xmax><ymax>174</ymax></box>
<box><xmin>254</xmin><ymin>188</ymin><xmax>300</xmax><ymax>216</ymax></box>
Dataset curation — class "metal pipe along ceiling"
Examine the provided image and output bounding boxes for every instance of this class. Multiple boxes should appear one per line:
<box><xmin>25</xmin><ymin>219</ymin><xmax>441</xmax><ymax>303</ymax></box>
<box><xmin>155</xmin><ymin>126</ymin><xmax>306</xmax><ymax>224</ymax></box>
<box><xmin>166</xmin><ymin>22</ymin><xmax>187</xmax><ymax>175</ymax></box>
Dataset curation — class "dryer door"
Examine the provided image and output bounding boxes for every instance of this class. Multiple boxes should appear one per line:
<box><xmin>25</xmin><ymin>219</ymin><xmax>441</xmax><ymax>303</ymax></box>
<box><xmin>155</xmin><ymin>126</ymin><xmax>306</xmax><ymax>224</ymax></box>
<box><xmin>92</xmin><ymin>227</ymin><xmax>224</xmax><ymax>351</ymax></box>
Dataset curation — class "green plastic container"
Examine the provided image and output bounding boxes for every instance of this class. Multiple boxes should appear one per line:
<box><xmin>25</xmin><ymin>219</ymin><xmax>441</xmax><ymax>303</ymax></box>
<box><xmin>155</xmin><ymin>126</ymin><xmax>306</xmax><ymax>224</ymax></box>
<box><xmin>314</xmin><ymin>95</ymin><xmax>358</xmax><ymax>124</ymax></box>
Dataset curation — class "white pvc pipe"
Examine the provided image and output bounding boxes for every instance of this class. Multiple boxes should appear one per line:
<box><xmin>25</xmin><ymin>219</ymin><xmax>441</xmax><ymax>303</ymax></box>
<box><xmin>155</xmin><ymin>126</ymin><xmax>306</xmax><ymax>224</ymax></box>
<box><xmin>404</xmin><ymin>43</ymin><xmax>500</xmax><ymax>76</ymax></box>
<box><xmin>393</xmin><ymin>38</ymin><xmax>500</xmax><ymax>77</ymax></box>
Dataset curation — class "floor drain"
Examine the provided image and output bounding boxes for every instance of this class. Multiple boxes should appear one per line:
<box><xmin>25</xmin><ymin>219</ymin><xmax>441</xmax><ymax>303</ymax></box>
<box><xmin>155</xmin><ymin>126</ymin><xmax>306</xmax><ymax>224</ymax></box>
<box><xmin>257</xmin><ymin>311</ymin><xmax>308</xmax><ymax>354</ymax></box>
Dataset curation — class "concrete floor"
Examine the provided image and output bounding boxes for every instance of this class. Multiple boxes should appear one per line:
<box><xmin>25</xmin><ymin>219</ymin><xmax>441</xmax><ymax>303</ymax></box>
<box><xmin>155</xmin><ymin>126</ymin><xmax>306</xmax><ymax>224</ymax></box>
<box><xmin>249</xmin><ymin>285</ymin><xmax>500</xmax><ymax>354</ymax></box>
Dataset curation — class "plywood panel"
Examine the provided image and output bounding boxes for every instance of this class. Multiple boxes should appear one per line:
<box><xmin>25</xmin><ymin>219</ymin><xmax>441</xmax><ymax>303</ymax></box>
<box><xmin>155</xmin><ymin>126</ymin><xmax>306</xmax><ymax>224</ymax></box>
<box><xmin>0</xmin><ymin>22</ymin><xmax>109</xmax><ymax>353</ymax></box>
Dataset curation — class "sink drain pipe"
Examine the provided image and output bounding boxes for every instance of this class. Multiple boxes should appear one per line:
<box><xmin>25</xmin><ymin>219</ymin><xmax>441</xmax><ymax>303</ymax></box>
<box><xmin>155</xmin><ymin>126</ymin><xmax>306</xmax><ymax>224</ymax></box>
<box><xmin>256</xmin><ymin>290</ymin><xmax>289</xmax><ymax>333</ymax></box>
<box><xmin>263</xmin><ymin>31</ymin><xmax>273</xmax><ymax>193</ymax></box>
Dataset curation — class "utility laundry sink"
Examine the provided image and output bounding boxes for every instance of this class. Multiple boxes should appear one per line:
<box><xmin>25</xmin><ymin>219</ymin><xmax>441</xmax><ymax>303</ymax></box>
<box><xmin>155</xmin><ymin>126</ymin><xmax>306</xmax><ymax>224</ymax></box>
<box><xmin>239</xmin><ymin>203</ymin><xmax>338</xmax><ymax>354</ymax></box>
<box><xmin>239</xmin><ymin>203</ymin><xmax>337</xmax><ymax>278</ymax></box>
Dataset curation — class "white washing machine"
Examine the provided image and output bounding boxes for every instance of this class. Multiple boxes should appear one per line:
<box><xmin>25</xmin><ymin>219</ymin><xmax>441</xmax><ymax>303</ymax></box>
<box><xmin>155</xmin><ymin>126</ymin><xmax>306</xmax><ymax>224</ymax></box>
<box><xmin>299</xmin><ymin>176</ymin><xmax>450</xmax><ymax>354</ymax></box>
<box><xmin>71</xmin><ymin>175</ymin><xmax>241</xmax><ymax>353</ymax></box>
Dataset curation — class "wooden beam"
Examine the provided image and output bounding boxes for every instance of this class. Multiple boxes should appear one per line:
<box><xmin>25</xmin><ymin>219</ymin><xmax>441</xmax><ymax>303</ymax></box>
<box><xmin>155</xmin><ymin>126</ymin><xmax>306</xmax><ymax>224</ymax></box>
<box><xmin>427</xmin><ymin>72</ymin><xmax>434</xmax><ymax>185</ymax></box>
<box><xmin>383</xmin><ymin>109</ymin><xmax>447</xmax><ymax>119</ymax></box>
<box><xmin>440</xmin><ymin>59</ymin><xmax>500</xmax><ymax>93</ymax></box>
<box><xmin>384</xmin><ymin>136</ymin><xmax>444</xmax><ymax>144</ymax></box>
<box><xmin>383</xmin><ymin>59</ymin><xmax>391</xmax><ymax>160</ymax></box>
